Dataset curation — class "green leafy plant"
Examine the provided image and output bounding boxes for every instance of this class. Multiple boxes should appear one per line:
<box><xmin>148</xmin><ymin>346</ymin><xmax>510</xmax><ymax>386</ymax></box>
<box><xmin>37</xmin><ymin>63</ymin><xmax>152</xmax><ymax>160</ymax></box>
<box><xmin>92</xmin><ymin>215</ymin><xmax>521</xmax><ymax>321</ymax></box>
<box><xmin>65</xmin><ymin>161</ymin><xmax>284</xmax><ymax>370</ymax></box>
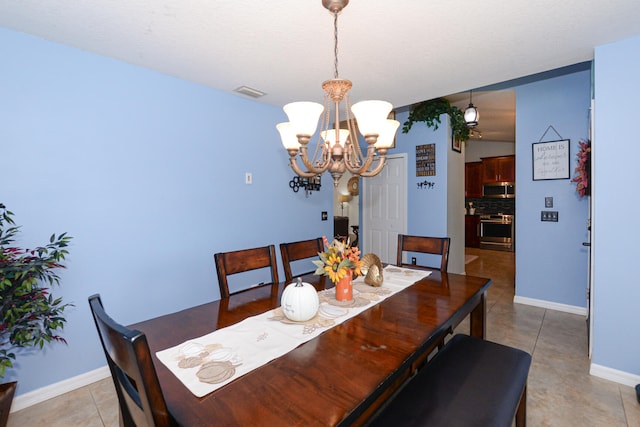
<box><xmin>0</xmin><ymin>204</ymin><xmax>72</xmax><ymax>377</ymax></box>
<box><xmin>402</xmin><ymin>98</ymin><xmax>471</xmax><ymax>142</ymax></box>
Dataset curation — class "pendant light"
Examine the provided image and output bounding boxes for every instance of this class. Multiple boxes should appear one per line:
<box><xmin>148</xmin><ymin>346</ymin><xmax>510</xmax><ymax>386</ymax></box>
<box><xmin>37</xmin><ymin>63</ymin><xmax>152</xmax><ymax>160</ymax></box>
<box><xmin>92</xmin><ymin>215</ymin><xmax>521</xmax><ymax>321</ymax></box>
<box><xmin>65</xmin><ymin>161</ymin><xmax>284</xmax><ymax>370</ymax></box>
<box><xmin>464</xmin><ymin>90</ymin><xmax>479</xmax><ymax>127</ymax></box>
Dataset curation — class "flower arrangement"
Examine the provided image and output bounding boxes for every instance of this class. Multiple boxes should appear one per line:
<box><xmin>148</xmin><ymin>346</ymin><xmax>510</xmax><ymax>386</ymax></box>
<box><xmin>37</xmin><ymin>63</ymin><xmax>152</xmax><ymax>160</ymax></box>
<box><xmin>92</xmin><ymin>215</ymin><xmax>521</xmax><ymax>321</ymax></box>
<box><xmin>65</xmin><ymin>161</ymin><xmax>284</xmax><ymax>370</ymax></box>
<box><xmin>313</xmin><ymin>236</ymin><xmax>362</xmax><ymax>283</ymax></box>
<box><xmin>572</xmin><ymin>139</ymin><xmax>591</xmax><ymax>198</ymax></box>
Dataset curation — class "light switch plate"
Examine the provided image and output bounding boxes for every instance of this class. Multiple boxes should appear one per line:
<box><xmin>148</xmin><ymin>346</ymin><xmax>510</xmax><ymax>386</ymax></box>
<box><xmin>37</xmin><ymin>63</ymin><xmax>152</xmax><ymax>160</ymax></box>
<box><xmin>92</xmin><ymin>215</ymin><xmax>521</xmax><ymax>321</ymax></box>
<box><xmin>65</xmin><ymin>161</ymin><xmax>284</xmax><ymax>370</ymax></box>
<box><xmin>545</xmin><ymin>197</ymin><xmax>553</xmax><ymax>208</ymax></box>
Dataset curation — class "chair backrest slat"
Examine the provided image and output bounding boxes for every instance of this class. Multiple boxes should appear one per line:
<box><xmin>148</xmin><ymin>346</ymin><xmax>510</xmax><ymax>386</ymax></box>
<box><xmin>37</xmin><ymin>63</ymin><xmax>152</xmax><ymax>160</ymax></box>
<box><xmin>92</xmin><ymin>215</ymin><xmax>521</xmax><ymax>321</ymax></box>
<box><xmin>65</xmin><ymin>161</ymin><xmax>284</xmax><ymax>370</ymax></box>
<box><xmin>214</xmin><ymin>245</ymin><xmax>279</xmax><ymax>298</ymax></box>
<box><xmin>396</xmin><ymin>234</ymin><xmax>450</xmax><ymax>271</ymax></box>
<box><xmin>279</xmin><ymin>237</ymin><xmax>324</xmax><ymax>282</ymax></box>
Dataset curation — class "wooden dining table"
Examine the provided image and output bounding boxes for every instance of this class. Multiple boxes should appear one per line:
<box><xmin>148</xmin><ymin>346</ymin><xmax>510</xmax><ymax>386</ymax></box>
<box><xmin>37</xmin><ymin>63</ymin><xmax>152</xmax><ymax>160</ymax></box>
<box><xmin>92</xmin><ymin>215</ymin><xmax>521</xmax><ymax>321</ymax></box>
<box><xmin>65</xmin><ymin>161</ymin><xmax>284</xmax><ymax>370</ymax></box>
<box><xmin>131</xmin><ymin>270</ymin><xmax>492</xmax><ymax>426</ymax></box>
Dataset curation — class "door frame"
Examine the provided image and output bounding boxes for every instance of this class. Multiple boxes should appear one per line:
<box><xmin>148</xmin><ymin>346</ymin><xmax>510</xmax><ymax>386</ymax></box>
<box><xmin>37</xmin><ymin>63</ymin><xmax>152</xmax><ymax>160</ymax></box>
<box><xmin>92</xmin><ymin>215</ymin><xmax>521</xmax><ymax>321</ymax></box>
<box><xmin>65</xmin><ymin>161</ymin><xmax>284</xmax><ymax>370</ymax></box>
<box><xmin>588</xmin><ymin>100</ymin><xmax>595</xmax><ymax>358</ymax></box>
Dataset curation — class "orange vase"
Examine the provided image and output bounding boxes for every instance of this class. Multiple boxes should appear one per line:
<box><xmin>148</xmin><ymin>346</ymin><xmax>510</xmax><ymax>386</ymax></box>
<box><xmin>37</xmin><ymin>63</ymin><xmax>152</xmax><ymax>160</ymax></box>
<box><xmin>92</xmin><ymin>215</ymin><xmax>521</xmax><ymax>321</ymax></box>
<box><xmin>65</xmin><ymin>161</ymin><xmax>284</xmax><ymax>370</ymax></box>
<box><xmin>335</xmin><ymin>270</ymin><xmax>353</xmax><ymax>301</ymax></box>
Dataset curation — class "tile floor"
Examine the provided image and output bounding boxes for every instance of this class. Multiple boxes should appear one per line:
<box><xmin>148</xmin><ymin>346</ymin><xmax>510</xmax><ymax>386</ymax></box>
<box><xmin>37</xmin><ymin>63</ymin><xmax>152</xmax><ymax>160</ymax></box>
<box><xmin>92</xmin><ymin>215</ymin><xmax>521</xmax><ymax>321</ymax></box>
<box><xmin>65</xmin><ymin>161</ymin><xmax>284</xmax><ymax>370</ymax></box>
<box><xmin>7</xmin><ymin>248</ymin><xmax>640</xmax><ymax>426</ymax></box>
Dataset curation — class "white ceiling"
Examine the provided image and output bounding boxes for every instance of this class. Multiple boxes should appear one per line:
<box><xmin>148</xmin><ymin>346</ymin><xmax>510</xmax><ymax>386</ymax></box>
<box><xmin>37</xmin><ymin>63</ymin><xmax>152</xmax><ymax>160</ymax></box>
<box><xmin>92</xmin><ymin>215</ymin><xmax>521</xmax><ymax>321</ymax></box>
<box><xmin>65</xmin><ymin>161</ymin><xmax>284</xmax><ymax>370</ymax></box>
<box><xmin>1</xmin><ymin>0</ymin><xmax>638</xmax><ymax>141</ymax></box>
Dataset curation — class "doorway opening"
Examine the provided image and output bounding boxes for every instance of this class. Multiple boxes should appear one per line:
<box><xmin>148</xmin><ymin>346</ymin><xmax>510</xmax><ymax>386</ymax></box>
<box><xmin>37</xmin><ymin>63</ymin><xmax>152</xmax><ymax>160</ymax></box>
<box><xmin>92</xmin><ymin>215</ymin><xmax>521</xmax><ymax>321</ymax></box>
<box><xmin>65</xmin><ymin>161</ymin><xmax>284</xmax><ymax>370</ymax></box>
<box><xmin>333</xmin><ymin>171</ymin><xmax>360</xmax><ymax>246</ymax></box>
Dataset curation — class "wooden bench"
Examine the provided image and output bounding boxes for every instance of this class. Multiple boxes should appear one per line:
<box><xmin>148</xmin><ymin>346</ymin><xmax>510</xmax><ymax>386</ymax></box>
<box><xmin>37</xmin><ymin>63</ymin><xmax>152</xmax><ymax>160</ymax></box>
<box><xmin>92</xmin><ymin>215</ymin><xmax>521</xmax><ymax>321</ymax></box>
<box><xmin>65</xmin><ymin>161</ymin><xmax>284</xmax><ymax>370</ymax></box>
<box><xmin>367</xmin><ymin>334</ymin><xmax>532</xmax><ymax>427</ymax></box>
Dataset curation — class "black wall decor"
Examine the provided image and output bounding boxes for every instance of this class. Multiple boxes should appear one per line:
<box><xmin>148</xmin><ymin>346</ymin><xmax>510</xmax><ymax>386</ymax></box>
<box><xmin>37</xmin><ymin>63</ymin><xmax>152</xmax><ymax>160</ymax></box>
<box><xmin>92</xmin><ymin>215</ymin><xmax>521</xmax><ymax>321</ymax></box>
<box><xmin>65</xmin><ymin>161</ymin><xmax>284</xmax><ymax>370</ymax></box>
<box><xmin>289</xmin><ymin>175</ymin><xmax>321</xmax><ymax>195</ymax></box>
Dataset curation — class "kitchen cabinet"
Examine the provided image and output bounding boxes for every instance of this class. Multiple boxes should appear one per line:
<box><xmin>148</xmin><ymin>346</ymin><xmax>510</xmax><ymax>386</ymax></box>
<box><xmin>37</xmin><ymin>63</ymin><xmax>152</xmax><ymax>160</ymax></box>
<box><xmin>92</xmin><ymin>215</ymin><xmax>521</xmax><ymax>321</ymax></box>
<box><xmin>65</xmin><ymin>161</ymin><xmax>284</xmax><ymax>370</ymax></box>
<box><xmin>465</xmin><ymin>162</ymin><xmax>483</xmax><ymax>198</ymax></box>
<box><xmin>482</xmin><ymin>155</ymin><xmax>515</xmax><ymax>183</ymax></box>
<box><xmin>465</xmin><ymin>215</ymin><xmax>480</xmax><ymax>247</ymax></box>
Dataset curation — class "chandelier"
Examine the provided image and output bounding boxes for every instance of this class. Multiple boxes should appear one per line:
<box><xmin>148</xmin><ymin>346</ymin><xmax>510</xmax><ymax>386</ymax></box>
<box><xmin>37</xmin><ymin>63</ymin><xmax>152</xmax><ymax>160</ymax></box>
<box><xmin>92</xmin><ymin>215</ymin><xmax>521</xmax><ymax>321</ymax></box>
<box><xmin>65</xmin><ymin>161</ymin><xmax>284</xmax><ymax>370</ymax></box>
<box><xmin>276</xmin><ymin>0</ymin><xmax>399</xmax><ymax>187</ymax></box>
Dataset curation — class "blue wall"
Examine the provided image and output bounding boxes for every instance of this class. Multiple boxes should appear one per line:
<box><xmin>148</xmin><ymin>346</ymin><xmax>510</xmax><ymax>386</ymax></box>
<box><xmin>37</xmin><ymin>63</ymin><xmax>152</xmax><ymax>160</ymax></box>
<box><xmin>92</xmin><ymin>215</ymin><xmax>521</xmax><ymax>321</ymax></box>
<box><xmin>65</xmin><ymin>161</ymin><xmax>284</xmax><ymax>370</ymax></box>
<box><xmin>0</xmin><ymin>27</ymin><xmax>333</xmax><ymax>395</ymax></box>
<box><xmin>514</xmin><ymin>70</ymin><xmax>591</xmax><ymax>308</ymax></box>
<box><xmin>394</xmin><ymin>110</ymin><xmax>450</xmax><ymax>267</ymax></box>
<box><xmin>593</xmin><ymin>34</ymin><xmax>640</xmax><ymax>376</ymax></box>
<box><xmin>396</xmin><ymin>110</ymin><xmax>449</xmax><ymax>237</ymax></box>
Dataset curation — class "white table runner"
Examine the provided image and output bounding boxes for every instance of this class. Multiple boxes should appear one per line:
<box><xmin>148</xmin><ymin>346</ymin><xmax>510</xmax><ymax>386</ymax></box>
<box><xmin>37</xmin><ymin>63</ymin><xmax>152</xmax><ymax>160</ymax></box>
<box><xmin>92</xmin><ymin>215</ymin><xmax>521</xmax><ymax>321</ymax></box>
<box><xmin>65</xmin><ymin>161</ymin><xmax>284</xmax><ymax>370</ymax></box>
<box><xmin>156</xmin><ymin>266</ymin><xmax>431</xmax><ymax>397</ymax></box>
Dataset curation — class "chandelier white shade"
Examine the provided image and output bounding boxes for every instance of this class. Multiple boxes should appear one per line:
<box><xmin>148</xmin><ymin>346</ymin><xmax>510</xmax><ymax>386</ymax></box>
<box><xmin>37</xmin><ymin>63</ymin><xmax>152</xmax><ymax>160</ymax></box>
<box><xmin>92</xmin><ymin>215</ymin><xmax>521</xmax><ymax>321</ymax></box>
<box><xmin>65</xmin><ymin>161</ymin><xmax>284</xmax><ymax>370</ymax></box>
<box><xmin>283</xmin><ymin>102</ymin><xmax>324</xmax><ymax>137</ymax></box>
<box><xmin>375</xmin><ymin>119</ymin><xmax>401</xmax><ymax>149</ymax></box>
<box><xmin>320</xmin><ymin>128</ymin><xmax>350</xmax><ymax>146</ymax></box>
<box><xmin>350</xmin><ymin>100</ymin><xmax>392</xmax><ymax>136</ymax></box>
<box><xmin>276</xmin><ymin>0</ymin><xmax>399</xmax><ymax>187</ymax></box>
<box><xmin>276</xmin><ymin>122</ymin><xmax>299</xmax><ymax>150</ymax></box>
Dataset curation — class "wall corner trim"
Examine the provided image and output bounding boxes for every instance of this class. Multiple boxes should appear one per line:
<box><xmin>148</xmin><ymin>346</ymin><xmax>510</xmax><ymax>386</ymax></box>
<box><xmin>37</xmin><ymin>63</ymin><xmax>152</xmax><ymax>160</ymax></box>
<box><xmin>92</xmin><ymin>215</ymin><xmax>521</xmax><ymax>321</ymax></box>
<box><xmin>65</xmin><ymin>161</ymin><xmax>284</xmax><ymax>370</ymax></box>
<box><xmin>513</xmin><ymin>295</ymin><xmax>587</xmax><ymax>316</ymax></box>
<box><xmin>590</xmin><ymin>363</ymin><xmax>640</xmax><ymax>388</ymax></box>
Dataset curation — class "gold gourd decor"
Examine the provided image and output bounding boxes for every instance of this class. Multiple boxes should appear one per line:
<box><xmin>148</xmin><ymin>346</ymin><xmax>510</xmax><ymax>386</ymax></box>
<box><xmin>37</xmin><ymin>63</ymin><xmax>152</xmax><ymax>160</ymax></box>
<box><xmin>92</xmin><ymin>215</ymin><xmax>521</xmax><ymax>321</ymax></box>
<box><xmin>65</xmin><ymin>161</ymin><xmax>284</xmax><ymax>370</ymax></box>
<box><xmin>360</xmin><ymin>253</ymin><xmax>383</xmax><ymax>287</ymax></box>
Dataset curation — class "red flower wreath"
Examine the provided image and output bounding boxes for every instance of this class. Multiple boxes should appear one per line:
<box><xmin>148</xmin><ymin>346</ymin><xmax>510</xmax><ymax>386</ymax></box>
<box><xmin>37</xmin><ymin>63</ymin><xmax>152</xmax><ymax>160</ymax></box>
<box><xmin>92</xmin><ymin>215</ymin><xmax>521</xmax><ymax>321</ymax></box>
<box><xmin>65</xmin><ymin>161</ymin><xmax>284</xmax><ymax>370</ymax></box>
<box><xmin>572</xmin><ymin>139</ymin><xmax>591</xmax><ymax>198</ymax></box>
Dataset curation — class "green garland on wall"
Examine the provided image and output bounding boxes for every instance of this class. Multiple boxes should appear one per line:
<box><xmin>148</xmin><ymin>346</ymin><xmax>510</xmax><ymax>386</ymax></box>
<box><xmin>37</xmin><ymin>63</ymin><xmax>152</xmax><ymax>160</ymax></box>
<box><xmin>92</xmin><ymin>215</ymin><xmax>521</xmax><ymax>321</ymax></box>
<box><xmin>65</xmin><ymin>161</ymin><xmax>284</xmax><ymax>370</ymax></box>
<box><xmin>402</xmin><ymin>98</ymin><xmax>471</xmax><ymax>142</ymax></box>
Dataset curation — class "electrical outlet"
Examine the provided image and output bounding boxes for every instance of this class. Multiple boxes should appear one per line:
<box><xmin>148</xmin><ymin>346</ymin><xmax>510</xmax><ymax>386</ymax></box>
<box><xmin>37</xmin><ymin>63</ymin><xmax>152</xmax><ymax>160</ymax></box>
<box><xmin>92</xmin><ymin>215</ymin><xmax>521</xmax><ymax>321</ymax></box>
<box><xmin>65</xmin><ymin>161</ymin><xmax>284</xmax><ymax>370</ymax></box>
<box><xmin>541</xmin><ymin>211</ymin><xmax>559</xmax><ymax>222</ymax></box>
<box><xmin>411</xmin><ymin>257</ymin><xmax>417</xmax><ymax>265</ymax></box>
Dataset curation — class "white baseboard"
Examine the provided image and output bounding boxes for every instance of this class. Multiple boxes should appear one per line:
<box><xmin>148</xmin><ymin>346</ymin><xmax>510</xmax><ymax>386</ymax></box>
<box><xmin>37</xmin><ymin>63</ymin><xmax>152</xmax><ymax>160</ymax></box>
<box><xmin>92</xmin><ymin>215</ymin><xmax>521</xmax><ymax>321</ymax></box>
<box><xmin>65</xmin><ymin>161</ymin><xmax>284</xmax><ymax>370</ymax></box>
<box><xmin>11</xmin><ymin>366</ymin><xmax>110</xmax><ymax>413</ymax></box>
<box><xmin>515</xmin><ymin>297</ymin><xmax>639</xmax><ymax>389</ymax></box>
<box><xmin>590</xmin><ymin>363</ymin><xmax>640</xmax><ymax>388</ymax></box>
<box><xmin>513</xmin><ymin>295</ymin><xmax>587</xmax><ymax>316</ymax></box>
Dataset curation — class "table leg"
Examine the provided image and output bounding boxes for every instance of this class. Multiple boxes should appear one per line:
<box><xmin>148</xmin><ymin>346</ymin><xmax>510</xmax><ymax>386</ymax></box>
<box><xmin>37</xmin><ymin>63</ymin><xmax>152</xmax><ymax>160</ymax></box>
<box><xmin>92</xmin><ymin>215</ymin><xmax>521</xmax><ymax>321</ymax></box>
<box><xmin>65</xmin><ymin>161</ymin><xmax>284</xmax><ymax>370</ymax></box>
<box><xmin>469</xmin><ymin>291</ymin><xmax>486</xmax><ymax>339</ymax></box>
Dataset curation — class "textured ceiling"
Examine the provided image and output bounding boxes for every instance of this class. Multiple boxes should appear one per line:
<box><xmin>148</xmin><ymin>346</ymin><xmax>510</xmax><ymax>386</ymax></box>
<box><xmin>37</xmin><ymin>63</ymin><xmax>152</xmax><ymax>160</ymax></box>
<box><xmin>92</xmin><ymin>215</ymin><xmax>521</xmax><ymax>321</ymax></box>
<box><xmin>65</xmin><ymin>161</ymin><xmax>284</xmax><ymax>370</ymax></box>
<box><xmin>1</xmin><ymin>0</ymin><xmax>638</xmax><ymax>141</ymax></box>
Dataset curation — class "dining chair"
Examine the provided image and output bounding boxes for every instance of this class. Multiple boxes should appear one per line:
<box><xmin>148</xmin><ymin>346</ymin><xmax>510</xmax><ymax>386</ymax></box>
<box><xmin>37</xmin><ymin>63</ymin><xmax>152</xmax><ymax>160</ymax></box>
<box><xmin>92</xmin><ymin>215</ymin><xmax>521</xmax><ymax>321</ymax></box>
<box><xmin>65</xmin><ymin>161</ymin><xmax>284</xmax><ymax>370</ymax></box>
<box><xmin>397</xmin><ymin>234</ymin><xmax>451</xmax><ymax>272</ymax></box>
<box><xmin>279</xmin><ymin>237</ymin><xmax>324</xmax><ymax>282</ymax></box>
<box><xmin>88</xmin><ymin>294</ymin><xmax>177</xmax><ymax>427</ymax></box>
<box><xmin>214</xmin><ymin>244</ymin><xmax>279</xmax><ymax>298</ymax></box>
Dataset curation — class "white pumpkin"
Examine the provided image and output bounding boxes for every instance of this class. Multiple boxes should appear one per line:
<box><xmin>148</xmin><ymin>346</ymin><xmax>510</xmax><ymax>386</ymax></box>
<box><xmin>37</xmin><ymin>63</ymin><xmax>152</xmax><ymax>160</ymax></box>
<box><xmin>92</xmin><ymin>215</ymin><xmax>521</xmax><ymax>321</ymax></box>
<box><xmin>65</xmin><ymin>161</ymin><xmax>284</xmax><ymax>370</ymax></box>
<box><xmin>281</xmin><ymin>278</ymin><xmax>319</xmax><ymax>322</ymax></box>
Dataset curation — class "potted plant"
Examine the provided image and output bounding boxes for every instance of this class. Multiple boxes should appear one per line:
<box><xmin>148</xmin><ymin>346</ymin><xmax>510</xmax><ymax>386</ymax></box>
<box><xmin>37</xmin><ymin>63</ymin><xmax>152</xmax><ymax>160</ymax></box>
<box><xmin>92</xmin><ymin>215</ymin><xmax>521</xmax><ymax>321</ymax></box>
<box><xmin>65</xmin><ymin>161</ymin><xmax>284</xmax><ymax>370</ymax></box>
<box><xmin>0</xmin><ymin>203</ymin><xmax>72</xmax><ymax>424</ymax></box>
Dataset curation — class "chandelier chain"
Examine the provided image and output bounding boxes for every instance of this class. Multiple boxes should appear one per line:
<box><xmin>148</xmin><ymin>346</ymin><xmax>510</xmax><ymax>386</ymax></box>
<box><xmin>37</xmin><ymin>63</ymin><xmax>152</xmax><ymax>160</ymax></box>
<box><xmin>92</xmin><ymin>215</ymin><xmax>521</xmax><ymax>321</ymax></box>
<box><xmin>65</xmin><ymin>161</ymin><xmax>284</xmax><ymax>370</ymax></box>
<box><xmin>333</xmin><ymin>11</ymin><xmax>339</xmax><ymax>79</ymax></box>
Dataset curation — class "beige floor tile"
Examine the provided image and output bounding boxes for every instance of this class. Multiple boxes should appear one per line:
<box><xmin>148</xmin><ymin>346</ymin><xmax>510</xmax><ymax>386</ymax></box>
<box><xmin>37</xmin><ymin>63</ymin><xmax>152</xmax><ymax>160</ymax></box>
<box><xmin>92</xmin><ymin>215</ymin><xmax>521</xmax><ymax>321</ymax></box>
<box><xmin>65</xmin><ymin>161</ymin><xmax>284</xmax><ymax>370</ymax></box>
<box><xmin>621</xmin><ymin>385</ymin><xmax>640</xmax><ymax>427</ymax></box>
<box><xmin>89</xmin><ymin>378</ymin><xmax>119</xmax><ymax>427</ymax></box>
<box><xmin>8</xmin><ymin>386</ymin><xmax>104</xmax><ymax>427</ymax></box>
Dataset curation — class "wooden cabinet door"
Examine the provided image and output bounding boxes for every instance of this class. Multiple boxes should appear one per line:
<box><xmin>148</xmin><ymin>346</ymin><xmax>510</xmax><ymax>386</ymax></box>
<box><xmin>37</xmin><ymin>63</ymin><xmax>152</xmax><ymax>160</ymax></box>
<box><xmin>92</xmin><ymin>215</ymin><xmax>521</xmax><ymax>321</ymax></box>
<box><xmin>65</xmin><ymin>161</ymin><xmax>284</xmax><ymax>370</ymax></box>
<box><xmin>482</xmin><ymin>158</ymin><xmax>499</xmax><ymax>183</ymax></box>
<box><xmin>498</xmin><ymin>156</ymin><xmax>515</xmax><ymax>182</ymax></box>
<box><xmin>465</xmin><ymin>215</ymin><xmax>480</xmax><ymax>247</ymax></box>
<box><xmin>481</xmin><ymin>155</ymin><xmax>515</xmax><ymax>183</ymax></box>
<box><xmin>465</xmin><ymin>162</ymin><xmax>483</xmax><ymax>198</ymax></box>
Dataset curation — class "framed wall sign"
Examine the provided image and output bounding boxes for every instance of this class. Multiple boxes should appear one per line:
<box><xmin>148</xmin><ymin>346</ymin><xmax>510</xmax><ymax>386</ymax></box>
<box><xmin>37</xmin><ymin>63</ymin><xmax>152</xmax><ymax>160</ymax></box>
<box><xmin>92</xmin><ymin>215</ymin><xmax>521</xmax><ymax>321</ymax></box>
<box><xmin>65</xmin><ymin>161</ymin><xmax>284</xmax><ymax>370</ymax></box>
<box><xmin>451</xmin><ymin>132</ymin><xmax>461</xmax><ymax>153</ymax></box>
<box><xmin>416</xmin><ymin>143</ymin><xmax>436</xmax><ymax>176</ymax></box>
<box><xmin>532</xmin><ymin>139</ymin><xmax>570</xmax><ymax>180</ymax></box>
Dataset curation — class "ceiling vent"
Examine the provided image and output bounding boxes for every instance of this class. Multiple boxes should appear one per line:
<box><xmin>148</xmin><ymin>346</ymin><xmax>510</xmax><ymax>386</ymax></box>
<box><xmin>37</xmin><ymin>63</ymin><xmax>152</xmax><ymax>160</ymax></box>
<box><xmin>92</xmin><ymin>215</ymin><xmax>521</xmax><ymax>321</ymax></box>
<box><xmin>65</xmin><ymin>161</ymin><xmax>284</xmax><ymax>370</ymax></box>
<box><xmin>234</xmin><ymin>86</ymin><xmax>266</xmax><ymax>98</ymax></box>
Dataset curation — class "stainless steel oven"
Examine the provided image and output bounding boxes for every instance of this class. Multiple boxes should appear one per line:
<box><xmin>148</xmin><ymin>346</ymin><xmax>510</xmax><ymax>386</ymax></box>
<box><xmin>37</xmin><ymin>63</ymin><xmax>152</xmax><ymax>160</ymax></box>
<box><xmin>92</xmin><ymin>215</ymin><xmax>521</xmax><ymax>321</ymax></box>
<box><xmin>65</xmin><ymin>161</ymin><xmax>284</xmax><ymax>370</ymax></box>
<box><xmin>479</xmin><ymin>214</ymin><xmax>514</xmax><ymax>251</ymax></box>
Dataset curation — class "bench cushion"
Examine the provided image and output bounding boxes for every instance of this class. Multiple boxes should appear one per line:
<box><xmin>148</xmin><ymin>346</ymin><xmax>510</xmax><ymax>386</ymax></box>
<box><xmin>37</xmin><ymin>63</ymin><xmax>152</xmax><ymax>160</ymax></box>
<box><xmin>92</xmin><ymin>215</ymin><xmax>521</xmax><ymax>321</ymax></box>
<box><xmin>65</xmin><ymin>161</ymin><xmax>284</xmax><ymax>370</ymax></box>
<box><xmin>369</xmin><ymin>334</ymin><xmax>532</xmax><ymax>427</ymax></box>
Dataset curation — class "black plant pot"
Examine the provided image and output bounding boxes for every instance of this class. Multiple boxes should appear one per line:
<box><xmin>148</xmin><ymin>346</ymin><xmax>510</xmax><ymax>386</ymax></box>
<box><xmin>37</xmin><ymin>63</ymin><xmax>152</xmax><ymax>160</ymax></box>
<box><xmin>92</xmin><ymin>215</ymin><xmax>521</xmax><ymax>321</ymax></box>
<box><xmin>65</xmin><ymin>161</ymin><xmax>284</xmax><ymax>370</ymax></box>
<box><xmin>0</xmin><ymin>382</ymin><xmax>17</xmax><ymax>427</ymax></box>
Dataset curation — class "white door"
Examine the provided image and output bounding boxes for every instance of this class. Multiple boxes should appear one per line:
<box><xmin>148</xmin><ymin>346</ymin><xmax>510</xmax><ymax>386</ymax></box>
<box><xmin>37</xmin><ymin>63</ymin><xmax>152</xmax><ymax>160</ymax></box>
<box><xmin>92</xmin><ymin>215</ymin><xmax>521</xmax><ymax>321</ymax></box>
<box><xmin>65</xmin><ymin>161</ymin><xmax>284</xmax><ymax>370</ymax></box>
<box><xmin>362</xmin><ymin>154</ymin><xmax>408</xmax><ymax>264</ymax></box>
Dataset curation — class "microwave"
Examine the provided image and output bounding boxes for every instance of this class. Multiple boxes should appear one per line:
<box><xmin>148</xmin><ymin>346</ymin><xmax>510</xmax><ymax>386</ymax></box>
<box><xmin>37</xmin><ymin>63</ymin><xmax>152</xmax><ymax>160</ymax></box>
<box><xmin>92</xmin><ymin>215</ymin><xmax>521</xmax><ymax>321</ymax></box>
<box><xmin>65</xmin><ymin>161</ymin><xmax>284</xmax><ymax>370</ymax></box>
<box><xmin>482</xmin><ymin>182</ymin><xmax>515</xmax><ymax>198</ymax></box>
